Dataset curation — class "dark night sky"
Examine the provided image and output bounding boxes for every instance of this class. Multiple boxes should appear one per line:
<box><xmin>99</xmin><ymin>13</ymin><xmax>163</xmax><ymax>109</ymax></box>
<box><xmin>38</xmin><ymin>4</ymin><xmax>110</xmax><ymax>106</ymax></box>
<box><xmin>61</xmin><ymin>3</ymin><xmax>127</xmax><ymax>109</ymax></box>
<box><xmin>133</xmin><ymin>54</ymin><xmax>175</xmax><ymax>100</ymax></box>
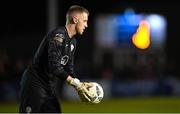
<box><xmin>1</xmin><ymin>0</ymin><xmax>180</xmax><ymax>35</ymax></box>
<box><xmin>1</xmin><ymin>0</ymin><xmax>179</xmax><ymax>31</ymax></box>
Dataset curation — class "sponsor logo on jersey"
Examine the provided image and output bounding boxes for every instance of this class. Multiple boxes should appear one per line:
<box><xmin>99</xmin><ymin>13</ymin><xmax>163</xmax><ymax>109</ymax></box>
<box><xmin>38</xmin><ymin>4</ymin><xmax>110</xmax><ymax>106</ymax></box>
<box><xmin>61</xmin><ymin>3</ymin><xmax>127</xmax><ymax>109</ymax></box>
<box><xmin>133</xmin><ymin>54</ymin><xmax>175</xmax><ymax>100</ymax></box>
<box><xmin>61</xmin><ymin>55</ymin><xmax>69</xmax><ymax>65</ymax></box>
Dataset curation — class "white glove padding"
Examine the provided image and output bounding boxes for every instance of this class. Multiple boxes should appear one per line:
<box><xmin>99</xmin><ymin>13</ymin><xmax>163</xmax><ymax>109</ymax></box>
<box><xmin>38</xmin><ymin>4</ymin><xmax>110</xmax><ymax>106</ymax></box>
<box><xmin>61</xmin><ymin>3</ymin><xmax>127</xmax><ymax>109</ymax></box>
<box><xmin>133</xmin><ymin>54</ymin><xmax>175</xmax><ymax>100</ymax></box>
<box><xmin>76</xmin><ymin>82</ymin><xmax>96</xmax><ymax>102</ymax></box>
<box><xmin>77</xmin><ymin>87</ymin><xmax>91</xmax><ymax>102</ymax></box>
<box><xmin>67</xmin><ymin>77</ymin><xmax>93</xmax><ymax>102</ymax></box>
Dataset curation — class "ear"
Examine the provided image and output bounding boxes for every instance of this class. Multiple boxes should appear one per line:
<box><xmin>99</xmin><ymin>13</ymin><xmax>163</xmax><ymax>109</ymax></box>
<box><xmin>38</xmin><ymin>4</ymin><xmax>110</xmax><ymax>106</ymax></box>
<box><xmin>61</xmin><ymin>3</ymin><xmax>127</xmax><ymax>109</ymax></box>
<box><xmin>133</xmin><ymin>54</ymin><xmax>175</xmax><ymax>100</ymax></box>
<box><xmin>72</xmin><ymin>16</ymin><xmax>78</xmax><ymax>24</ymax></box>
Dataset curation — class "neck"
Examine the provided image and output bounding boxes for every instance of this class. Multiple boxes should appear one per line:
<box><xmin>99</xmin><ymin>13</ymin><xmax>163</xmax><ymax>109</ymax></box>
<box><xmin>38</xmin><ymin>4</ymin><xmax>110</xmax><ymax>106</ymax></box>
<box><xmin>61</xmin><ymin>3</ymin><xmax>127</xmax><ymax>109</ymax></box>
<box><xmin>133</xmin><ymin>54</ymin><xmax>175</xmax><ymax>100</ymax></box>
<box><xmin>65</xmin><ymin>24</ymin><xmax>76</xmax><ymax>38</ymax></box>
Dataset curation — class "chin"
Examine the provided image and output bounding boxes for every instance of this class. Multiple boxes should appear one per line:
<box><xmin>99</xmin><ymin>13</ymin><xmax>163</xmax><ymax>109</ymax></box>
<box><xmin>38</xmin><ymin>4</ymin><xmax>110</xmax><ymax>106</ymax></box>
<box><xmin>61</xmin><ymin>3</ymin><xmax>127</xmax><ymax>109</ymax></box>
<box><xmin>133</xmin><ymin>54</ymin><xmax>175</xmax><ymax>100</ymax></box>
<box><xmin>78</xmin><ymin>31</ymin><xmax>83</xmax><ymax>35</ymax></box>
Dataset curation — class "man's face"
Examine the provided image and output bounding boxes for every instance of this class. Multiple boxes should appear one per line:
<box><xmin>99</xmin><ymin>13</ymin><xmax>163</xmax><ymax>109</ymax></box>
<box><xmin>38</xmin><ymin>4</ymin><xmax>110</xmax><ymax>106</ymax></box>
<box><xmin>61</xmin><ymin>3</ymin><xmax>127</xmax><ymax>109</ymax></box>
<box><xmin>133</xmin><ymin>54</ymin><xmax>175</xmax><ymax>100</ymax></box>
<box><xmin>75</xmin><ymin>12</ymin><xmax>88</xmax><ymax>35</ymax></box>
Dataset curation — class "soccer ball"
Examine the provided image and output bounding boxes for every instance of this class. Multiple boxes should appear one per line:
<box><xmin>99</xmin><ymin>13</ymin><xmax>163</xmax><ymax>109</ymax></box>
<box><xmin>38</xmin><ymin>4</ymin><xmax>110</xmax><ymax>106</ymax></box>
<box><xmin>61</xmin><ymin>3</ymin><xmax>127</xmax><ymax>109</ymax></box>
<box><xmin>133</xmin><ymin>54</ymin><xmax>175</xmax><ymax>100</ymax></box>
<box><xmin>88</xmin><ymin>82</ymin><xmax>104</xmax><ymax>104</ymax></box>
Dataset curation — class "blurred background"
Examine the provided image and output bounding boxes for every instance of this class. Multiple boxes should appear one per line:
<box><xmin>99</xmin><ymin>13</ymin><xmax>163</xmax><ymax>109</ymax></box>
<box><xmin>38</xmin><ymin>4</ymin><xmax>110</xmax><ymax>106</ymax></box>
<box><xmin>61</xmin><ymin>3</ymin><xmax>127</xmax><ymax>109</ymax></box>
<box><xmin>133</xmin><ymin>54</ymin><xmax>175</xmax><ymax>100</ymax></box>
<box><xmin>1</xmin><ymin>0</ymin><xmax>180</xmax><ymax>112</ymax></box>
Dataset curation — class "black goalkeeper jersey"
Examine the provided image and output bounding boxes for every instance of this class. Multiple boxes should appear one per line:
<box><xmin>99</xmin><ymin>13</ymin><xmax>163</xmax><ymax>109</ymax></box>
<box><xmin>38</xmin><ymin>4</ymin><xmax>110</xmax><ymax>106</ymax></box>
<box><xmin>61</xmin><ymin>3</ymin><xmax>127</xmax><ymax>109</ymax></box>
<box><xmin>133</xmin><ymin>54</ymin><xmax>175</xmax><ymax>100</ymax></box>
<box><xmin>26</xmin><ymin>26</ymin><xmax>76</xmax><ymax>89</ymax></box>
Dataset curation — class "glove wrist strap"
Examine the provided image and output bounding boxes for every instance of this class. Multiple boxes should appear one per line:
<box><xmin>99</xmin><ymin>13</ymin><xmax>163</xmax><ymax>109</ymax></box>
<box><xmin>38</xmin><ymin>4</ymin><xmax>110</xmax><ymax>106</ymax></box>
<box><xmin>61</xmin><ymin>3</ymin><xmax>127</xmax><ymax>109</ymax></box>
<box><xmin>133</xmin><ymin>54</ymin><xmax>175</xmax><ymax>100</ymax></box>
<box><xmin>67</xmin><ymin>76</ymin><xmax>81</xmax><ymax>87</ymax></box>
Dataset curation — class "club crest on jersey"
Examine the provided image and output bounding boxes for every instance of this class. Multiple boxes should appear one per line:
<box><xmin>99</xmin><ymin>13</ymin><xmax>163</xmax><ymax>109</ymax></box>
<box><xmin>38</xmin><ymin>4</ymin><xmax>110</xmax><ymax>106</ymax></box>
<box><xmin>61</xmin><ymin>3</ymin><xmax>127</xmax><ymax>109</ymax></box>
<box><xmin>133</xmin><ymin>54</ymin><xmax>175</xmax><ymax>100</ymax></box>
<box><xmin>54</xmin><ymin>33</ymin><xmax>64</xmax><ymax>43</ymax></box>
<box><xmin>61</xmin><ymin>55</ymin><xmax>69</xmax><ymax>65</ymax></box>
<box><xmin>71</xmin><ymin>44</ymin><xmax>74</xmax><ymax>51</ymax></box>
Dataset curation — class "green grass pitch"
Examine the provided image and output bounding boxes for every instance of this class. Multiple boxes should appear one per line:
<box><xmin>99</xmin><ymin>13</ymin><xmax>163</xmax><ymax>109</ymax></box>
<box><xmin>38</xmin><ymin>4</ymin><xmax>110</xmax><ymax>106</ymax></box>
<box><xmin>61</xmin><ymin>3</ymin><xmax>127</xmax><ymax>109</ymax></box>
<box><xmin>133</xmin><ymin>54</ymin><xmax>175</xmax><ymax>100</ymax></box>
<box><xmin>1</xmin><ymin>97</ymin><xmax>180</xmax><ymax>113</ymax></box>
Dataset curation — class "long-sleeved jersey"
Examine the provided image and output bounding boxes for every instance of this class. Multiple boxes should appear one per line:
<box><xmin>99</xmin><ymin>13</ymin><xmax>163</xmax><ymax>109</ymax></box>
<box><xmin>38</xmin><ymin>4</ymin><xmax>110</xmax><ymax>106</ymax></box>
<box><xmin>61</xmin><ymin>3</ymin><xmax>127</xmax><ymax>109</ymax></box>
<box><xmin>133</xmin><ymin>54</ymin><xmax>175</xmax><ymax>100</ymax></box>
<box><xmin>27</xmin><ymin>26</ymin><xmax>76</xmax><ymax>88</ymax></box>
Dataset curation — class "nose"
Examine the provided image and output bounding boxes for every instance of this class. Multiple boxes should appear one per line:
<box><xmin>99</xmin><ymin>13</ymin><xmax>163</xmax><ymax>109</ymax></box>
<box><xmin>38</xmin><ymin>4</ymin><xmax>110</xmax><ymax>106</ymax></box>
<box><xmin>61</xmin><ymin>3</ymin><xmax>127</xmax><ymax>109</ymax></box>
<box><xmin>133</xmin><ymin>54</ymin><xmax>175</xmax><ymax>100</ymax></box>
<box><xmin>85</xmin><ymin>23</ymin><xmax>88</xmax><ymax>28</ymax></box>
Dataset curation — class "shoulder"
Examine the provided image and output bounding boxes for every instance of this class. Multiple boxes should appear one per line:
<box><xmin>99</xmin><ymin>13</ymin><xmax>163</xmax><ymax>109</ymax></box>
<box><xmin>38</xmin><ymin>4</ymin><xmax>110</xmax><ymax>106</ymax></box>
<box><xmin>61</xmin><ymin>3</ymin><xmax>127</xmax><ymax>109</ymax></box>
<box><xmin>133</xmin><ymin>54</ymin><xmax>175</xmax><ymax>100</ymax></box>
<box><xmin>53</xmin><ymin>33</ymin><xmax>65</xmax><ymax>43</ymax></box>
<box><xmin>52</xmin><ymin>27</ymin><xmax>66</xmax><ymax>38</ymax></box>
<box><xmin>48</xmin><ymin>27</ymin><xmax>67</xmax><ymax>43</ymax></box>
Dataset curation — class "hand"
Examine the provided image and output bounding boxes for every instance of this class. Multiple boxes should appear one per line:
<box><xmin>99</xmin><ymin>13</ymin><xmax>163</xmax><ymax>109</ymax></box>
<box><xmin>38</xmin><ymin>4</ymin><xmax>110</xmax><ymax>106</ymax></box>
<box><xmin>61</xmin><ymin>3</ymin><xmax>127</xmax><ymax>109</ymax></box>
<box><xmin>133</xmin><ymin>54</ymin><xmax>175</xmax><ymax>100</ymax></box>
<box><xmin>77</xmin><ymin>84</ymin><xmax>91</xmax><ymax>102</ymax></box>
<box><xmin>76</xmin><ymin>82</ymin><xmax>93</xmax><ymax>91</ymax></box>
<box><xmin>66</xmin><ymin>76</ymin><xmax>93</xmax><ymax>102</ymax></box>
<box><xmin>77</xmin><ymin>82</ymin><xmax>97</xmax><ymax>102</ymax></box>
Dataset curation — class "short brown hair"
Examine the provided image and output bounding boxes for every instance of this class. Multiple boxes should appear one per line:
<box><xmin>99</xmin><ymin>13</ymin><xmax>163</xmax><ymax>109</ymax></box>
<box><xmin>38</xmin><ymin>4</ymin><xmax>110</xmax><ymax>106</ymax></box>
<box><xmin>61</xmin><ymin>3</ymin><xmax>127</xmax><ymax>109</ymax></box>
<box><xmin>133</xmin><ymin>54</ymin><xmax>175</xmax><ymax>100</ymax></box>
<box><xmin>66</xmin><ymin>5</ymin><xmax>89</xmax><ymax>23</ymax></box>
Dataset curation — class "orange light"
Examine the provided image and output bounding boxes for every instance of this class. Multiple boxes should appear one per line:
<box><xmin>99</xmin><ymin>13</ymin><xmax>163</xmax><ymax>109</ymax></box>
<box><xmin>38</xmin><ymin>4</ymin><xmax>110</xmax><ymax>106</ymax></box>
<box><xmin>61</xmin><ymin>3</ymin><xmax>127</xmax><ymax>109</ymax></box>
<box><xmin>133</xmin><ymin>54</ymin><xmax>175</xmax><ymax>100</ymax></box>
<box><xmin>132</xmin><ymin>20</ymin><xmax>150</xmax><ymax>49</ymax></box>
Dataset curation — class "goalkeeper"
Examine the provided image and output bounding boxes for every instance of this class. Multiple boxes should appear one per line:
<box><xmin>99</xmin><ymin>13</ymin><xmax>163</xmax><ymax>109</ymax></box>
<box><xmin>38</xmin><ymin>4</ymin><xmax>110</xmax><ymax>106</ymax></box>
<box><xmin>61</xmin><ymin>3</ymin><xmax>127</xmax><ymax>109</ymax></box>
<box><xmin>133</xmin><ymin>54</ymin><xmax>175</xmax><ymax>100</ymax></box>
<box><xmin>19</xmin><ymin>5</ymin><xmax>93</xmax><ymax>113</ymax></box>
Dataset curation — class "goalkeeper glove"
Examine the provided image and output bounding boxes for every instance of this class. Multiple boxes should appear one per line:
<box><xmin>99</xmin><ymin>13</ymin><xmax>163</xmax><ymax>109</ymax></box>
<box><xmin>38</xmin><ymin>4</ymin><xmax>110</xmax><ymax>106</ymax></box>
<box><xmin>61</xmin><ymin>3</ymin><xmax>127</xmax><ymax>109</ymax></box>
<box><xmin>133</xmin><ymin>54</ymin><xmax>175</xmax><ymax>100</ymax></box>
<box><xmin>77</xmin><ymin>82</ymin><xmax>96</xmax><ymax>102</ymax></box>
<box><xmin>66</xmin><ymin>76</ymin><xmax>92</xmax><ymax>102</ymax></box>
